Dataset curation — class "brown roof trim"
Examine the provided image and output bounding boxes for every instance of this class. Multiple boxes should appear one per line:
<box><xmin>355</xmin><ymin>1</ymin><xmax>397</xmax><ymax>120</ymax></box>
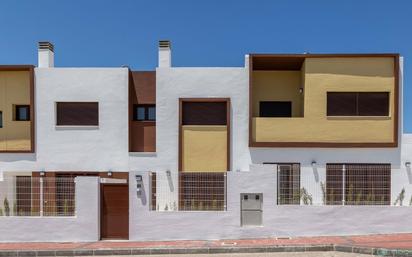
<box><xmin>249</xmin><ymin>53</ymin><xmax>400</xmax><ymax>58</ymax></box>
<box><xmin>0</xmin><ymin>65</ymin><xmax>35</xmax><ymax>71</ymax></box>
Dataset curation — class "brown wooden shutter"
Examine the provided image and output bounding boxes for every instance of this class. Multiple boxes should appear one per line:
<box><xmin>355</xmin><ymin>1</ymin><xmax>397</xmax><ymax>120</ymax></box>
<box><xmin>56</xmin><ymin>102</ymin><xmax>99</xmax><ymax>126</ymax></box>
<box><xmin>358</xmin><ymin>92</ymin><xmax>389</xmax><ymax>116</ymax></box>
<box><xmin>182</xmin><ymin>102</ymin><xmax>227</xmax><ymax>125</ymax></box>
<box><xmin>327</xmin><ymin>93</ymin><xmax>357</xmax><ymax>116</ymax></box>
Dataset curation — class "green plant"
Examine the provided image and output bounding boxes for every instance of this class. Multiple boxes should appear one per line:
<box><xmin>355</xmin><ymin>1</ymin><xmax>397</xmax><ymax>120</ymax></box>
<box><xmin>347</xmin><ymin>184</ymin><xmax>354</xmax><ymax>204</ymax></box>
<box><xmin>212</xmin><ymin>199</ymin><xmax>217</xmax><ymax>210</ymax></box>
<box><xmin>13</xmin><ymin>202</ymin><xmax>17</xmax><ymax>216</ymax></box>
<box><xmin>300</xmin><ymin>187</ymin><xmax>313</xmax><ymax>205</ymax></box>
<box><xmin>3</xmin><ymin>198</ymin><xmax>10</xmax><ymax>216</ymax></box>
<box><xmin>394</xmin><ymin>188</ymin><xmax>405</xmax><ymax>206</ymax></box>
<box><xmin>320</xmin><ymin>182</ymin><xmax>326</xmax><ymax>205</ymax></box>
<box><xmin>172</xmin><ymin>201</ymin><xmax>177</xmax><ymax>211</ymax></box>
<box><xmin>164</xmin><ymin>204</ymin><xmax>169</xmax><ymax>211</ymax></box>
<box><xmin>0</xmin><ymin>208</ymin><xmax>3</xmax><ymax>216</ymax></box>
<box><xmin>63</xmin><ymin>200</ymin><xmax>69</xmax><ymax>216</ymax></box>
<box><xmin>355</xmin><ymin>191</ymin><xmax>362</xmax><ymax>205</ymax></box>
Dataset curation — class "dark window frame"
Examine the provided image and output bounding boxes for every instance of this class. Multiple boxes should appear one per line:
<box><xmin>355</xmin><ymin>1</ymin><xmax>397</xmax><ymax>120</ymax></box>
<box><xmin>15</xmin><ymin>105</ymin><xmax>30</xmax><ymax>121</ymax></box>
<box><xmin>0</xmin><ymin>111</ymin><xmax>2</xmax><ymax>128</ymax></box>
<box><xmin>327</xmin><ymin>92</ymin><xmax>390</xmax><ymax>117</ymax></box>
<box><xmin>133</xmin><ymin>104</ymin><xmax>156</xmax><ymax>121</ymax></box>
<box><xmin>56</xmin><ymin>102</ymin><xmax>99</xmax><ymax>126</ymax></box>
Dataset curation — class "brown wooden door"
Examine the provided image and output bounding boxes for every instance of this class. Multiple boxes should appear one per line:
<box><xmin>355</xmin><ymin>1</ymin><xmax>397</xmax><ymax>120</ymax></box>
<box><xmin>100</xmin><ymin>184</ymin><xmax>129</xmax><ymax>239</ymax></box>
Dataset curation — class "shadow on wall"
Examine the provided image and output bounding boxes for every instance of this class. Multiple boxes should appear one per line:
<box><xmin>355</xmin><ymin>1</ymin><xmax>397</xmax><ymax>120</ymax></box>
<box><xmin>0</xmin><ymin>153</ymin><xmax>36</xmax><ymax>162</ymax></box>
<box><xmin>249</xmin><ymin>148</ymin><xmax>402</xmax><ymax>166</ymax></box>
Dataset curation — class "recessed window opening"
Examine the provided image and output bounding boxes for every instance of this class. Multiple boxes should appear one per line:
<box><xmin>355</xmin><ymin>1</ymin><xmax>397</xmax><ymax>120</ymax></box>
<box><xmin>133</xmin><ymin>104</ymin><xmax>156</xmax><ymax>121</ymax></box>
<box><xmin>327</xmin><ymin>92</ymin><xmax>389</xmax><ymax>116</ymax></box>
<box><xmin>15</xmin><ymin>105</ymin><xmax>30</xmax><ymax>121</ymax></box>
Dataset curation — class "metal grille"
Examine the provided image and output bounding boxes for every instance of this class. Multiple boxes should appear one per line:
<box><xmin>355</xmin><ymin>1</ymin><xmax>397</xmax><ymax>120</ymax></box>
<box><xmin>326</xmin><ymin>164</ymin><xmax>391</xmax><ymax>205</ymax></box>
<box><xmin>150</xmin><ymin>172</ymin><xmax>157</xmax><ymax>211</ymax></box>
<box><xmin>277</xmin><ymin>164</ymin><xmax>300</xmax><ymax>205</ymax></box>
<box><xmin>179</xmin><ymin>172</ymin><xmax>226</xmax><ymax>211</ymax></box>
<box><xmin>0</xmin><ymin>176</ymin><xmax>75</xmax><ymax>216</ymax></box>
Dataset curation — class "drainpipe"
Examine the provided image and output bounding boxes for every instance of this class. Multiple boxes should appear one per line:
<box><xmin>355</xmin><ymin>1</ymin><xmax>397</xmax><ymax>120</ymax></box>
<box><xmin>342</xmin><ymin>164</ymin><xmax>346</xmax><ymax>206</ymax></box>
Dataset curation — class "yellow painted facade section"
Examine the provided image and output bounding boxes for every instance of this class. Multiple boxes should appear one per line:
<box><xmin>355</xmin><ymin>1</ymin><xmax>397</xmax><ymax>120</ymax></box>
<box><xmin>0</xmin><ymin>71</ymin><xmax>31</xmax><ymax>151</ymax></box>
<box><xmin>182</xmin><ymin>125</ymin><xmax>227</xmax><ymax>172</ymax></box>
<box><xmin>253</xmin><ymin>57</ymin><xmax>396</xmax><ymax>143</ymax></box>
<box><xmin>252</xmin><ymin>71</ymin><xmax>303</xmax><ymax>117</ymax></box>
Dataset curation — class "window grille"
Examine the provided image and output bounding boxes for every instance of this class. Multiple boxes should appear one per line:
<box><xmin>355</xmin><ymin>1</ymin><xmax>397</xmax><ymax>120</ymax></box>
<box><xmin>0</xmin><ymin>176</ymin><xmax>76</xmax><ymax>216</ymax></box>
<box><xmin>179</xmin><ymin>172</ymin><xmax>226</xmax><ymax>211</ymax></box>
<box><xmin>326</xmin><ymin>164</ymin><xmax>391</xmax><ymax>205</ymax></box>
<box><xmin>277</xmin><ymin>164</ymin><xmax>301</xmax><ymax>205</ymax></box>
<box><xmin>150</xmin><ymin>172</ymin><xmax>157</xmax><ymax>211</ymax></box>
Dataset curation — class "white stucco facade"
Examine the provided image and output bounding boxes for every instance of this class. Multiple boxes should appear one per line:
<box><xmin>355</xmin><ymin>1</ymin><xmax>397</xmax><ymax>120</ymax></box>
<box><xmin>0</xmin><ymin>44</ymin><xmax>411</xmax><ymax>242</ymax></box>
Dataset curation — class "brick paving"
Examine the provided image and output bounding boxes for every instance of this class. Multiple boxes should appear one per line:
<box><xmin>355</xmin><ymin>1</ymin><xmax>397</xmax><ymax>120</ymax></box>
<box><xmin>0</xmin><ymin>233</ymin><xmax>412</xmax><ymax>256</ymax></box>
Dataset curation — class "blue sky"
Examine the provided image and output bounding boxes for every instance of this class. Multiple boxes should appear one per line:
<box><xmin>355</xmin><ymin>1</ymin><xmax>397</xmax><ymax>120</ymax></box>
<box><xmin>0</xmin><ymin>0</ymin><xmax>411</xmax><ymax>132</ymax></box>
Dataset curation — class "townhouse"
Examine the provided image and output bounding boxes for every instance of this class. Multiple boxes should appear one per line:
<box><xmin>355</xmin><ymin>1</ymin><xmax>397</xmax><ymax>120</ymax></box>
<box><xmin>0</xmin><ymin>41</ymin><xmax>411</xmax><ymax>242</ymax></box>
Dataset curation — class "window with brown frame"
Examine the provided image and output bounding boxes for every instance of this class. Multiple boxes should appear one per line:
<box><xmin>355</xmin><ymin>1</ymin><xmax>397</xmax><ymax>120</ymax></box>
<box><xmin>326</xmin><ymin>164</ymin><xmax>391</xmax><ymax>205</ymax></box>
<box><xmin>327</xmin><ymin>92</ymin><xmax>389</xmax><ymax>116</ymax></box>
<box><xmin>182</xmin><ymin>102</ymin><xmax>227</xmax><ymax>125</ymax></box>
<box><xmin>56</xmin><ymin>102</ymin><xmax>99</xmax><ymax>126</ymax></box>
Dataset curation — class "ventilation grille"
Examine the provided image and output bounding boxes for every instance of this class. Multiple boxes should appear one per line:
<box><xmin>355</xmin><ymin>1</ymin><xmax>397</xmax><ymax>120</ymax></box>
<box><xmin>38</xmin><ymin>41</ymin><xmax>54</xmax><ymax>52</ymax></box>
<box><xmin>159</xmin><ymin>40</ymin><xmax>171</xmax><ymax>49</ymax></box>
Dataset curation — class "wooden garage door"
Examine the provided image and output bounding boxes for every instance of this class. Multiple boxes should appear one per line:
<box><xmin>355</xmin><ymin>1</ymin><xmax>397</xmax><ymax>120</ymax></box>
<box><xmin>100</xmin><ymin>184</ymin><xmax>129</xmax><ymax>239</ymax></box>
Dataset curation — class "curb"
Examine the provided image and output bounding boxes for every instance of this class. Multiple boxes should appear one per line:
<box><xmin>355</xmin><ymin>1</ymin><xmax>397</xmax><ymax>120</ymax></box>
<box><xmin>1</xmin><ymin>244</ymin><xmax>412</xmax><ymax>256</ymax></box>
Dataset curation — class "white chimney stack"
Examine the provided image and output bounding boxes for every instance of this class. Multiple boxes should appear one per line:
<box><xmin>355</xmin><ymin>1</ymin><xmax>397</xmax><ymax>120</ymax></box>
<box><xmin>158</xmin><ymin>40</ymin><xmax>171</xmax><ymax>68</ymax></box>
<box><xmin>38</xmin><ymin>41</ymin><xmax>54</xmax><ymax>68</ymax></box>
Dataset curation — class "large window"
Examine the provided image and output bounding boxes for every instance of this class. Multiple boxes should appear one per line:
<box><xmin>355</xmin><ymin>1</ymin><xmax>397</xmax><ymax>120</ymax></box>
<box><xmin>15</xmin><ymin>105</ymin><xmax>30</xmax><ymax>121</ymax></box>
<box><xmin>179</xmin><ymin>172</ymin><xmax>226</xmax><ymax>211</ymax></box>
<box><xmin>260</xmin><ymin>101</ymin><xmax>292</xmax><ymax>117</ymax></box>
<box><xmin>327</xmin><ymin>92</ymin><xmax>389</xmax><ymax>116</ymax></box>
<box><xmin>133</xmin><ymin>104</ymin><xmax>155</xmax><ymax>121</ymax></box>
<box><xmin>326</xmin><ymin>164</ymin><xmax>391</xmax><ymax>205</ymax></box>
<box><xmin>277</xmin><ymin>164</ymin><xmax>301</xmax><ymax>205</ymax></box>
<box><xmin>56</xmin><ymin>102</ymin><xmax>99</xmax><ymax>126</ymax></box>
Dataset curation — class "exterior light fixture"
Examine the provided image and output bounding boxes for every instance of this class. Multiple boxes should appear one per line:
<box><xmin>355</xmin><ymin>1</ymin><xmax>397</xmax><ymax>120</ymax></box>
<box><xmin>311</xmin><ymin>161</ymin><xmax>317</xmax><ymax>167</ymax></box>
<box><xmin>40</xmin><ymin>169</ymin><xmax>45</xmax><ymax>177</ymax></box>
<box><xmin>299</xmin><ymin>88</ymin><xmax>304</xmax><ymax>94</ymax></box>
<box><xmin>406</xmin><ymin>162</ymin><xmax>411</xmax><ymax>168</ymax></box>
<box><xmin>166</xmin><ymin>170</ymin><xmax>171</xmax><ymax>176</ymax></box>
<box><xmin>108</xmin><ymin>170</ymin><xmax>113</xmax><ymax>177</ymax></box>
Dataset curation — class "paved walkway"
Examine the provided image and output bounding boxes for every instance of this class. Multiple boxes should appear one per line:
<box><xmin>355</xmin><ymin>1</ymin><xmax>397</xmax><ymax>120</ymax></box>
<box><xmin>1</xmin><ymin>233</ymin><xmax>412</xmax><ymax>256</ymax></box>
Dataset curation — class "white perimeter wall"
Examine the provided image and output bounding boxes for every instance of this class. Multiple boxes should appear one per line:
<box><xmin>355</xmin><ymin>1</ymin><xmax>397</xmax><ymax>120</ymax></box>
<box><xmin>0</xmin><ymin>176</ymin><xmax>100</xmax><ymax>242</ymax></box>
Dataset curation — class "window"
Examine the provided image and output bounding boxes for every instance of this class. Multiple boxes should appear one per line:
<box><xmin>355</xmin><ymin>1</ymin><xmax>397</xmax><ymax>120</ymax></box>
<box><xmin>179</xmin><ymin>172</ymin><xmax>226</xmax><ymax>211</ymax></box>
<box><xmin>326</xmin><ymin>164</ymin><xmax>390</xmax><ymax>205</ymax></box>
<box><xmin>133</xmin><ymin>104</ymin><xmax>155</xmax><ymax>121</ymax></box>
<box><xmin>277</xmin><ymin>164</ymin><xmax>300</xmax><ymax>205</ymax></box>
<box><xmin>0</xmin><ymin>111</ymin><xmax>2</xmax><ymax>128</ymax></box>
<box><xmin>182</xmin><ymin>102</ymin><xmax>226</xmax><ymax>125</ymax></box>
<box><xmin>56</xmin><ymin>102</ymin><xmax>99</xmax><ymax>126</ymax></box>
<box><xmin>259</xmin><ymin>101</ymin><xmax>292</xmax><ymax>117</ymax></box>
<box><xmin>327</xmin><ymin>92</ymin><xmax>389</xmax><ymax>116</ymax></box>
<box><xmin>15</xmin><ymin>105</ymin><xmax>30</xmax><ymax>121</ymax></box>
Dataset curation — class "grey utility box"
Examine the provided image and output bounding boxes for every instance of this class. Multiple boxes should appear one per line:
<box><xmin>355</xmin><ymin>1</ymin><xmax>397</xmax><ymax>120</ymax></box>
<box><xmin>241</xmin><ymin>193</ymin><xmax>263</xmax><ymax>226</ymax></box>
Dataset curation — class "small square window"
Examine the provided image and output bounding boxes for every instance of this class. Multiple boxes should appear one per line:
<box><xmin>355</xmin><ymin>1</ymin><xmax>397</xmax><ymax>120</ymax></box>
<box><xmin>133</xmin><ymin>105</ymin><xmax>156</xmax><ymax>121</ymax></box>
<box><xmin>15</xmin><ymin>105</ymin><xmax>30</xmax><ymax>121</ymax></box>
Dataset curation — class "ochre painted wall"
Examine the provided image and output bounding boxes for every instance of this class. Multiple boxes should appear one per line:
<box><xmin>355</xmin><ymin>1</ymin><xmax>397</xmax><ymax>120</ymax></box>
<box><xmin>182</xmin><ymin>125</ymin><xmax>227</xmax><ymax>172</ymax></box>
<box><xmin>253</xmin><ymin>57</ymin><xmax>396</xmax><ymax>143</ymax></box>
<box><xmin>252</xmin><ymin>71</ymin><xmax>303</xmax><ymax>117</ymax></box>
<box><xmin>0</xmin><ymin>71</ymin><xmax>31</xmax><ymax>151</ymax></box>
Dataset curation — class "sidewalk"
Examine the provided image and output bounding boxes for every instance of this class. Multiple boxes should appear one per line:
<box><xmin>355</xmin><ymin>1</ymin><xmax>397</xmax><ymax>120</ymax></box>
<box><xmin>1</xmin><ymin>233</ymin><xmax>412</xmax><ymax>256</ymax></box>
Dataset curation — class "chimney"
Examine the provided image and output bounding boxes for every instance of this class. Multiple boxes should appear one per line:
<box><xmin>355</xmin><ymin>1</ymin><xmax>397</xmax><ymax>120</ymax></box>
<box><xmin>38</xmin><ymin>41</ymin><xmax>54</xmax><ymax>68</ymax></box>
<box><xmin>158</xmin><ymin>40</ymin><xmax>171</xmax><ymax>68</ymax></box>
